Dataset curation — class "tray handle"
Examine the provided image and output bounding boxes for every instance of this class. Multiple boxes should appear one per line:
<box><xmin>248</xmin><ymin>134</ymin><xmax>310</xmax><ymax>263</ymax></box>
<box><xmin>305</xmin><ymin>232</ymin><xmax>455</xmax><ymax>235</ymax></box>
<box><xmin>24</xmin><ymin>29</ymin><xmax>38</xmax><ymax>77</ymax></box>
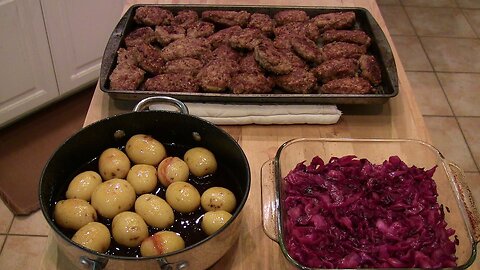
<box><xmin>133</xmin><ymin>96</ymin><xmax>189</xmax><ymax>114</ymax></box>
<box><xmin>448</xmin><ymin>162</ymin><xmax>480</xmax><ymax>243</ymax></box>
<box><xmin>261</xmin><ymin>159</ymin><xmax>279</xmax><ymax>242</ymax></box>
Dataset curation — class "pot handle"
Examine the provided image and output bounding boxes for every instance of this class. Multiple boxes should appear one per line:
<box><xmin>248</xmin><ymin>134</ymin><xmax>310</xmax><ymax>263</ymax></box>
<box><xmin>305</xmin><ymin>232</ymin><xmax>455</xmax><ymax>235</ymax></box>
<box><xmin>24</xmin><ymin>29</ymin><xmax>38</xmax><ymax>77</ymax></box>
<box><xmin>79</xmin><ymin>256</ymin><xmax>107</xmax><ymax>270</ymax></box>
<box><xmin>448</xmin><ymin>162</ymin><xmax>480</xmax><ymax>243</ymax></box>
<box><xmin>261</xmin><ymin>159</ymin><xmax>279</xmax><ymax>242</ymax></box>
<box><xmin>134</xmin><ymin>96</ymin><xmax>189</xmax><ymax>115</ymax></box>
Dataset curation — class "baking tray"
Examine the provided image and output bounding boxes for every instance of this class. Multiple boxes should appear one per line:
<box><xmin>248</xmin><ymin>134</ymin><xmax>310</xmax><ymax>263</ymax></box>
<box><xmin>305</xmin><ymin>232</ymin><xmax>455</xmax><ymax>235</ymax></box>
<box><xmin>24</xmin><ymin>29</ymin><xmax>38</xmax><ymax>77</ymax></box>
<box><xmin>100</xmin><ymin>4</ymin><xmax>399</xmax><ymax>105</ymax></box>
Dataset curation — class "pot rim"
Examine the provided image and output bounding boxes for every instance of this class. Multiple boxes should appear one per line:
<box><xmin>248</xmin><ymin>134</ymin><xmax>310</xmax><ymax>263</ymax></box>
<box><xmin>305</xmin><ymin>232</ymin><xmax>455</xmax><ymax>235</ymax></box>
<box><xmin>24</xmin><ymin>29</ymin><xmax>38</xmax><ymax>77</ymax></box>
<box><xmin>39</xmin><ymin>109</ymin><xmax>251</xmax><ymax>261</ymax></box>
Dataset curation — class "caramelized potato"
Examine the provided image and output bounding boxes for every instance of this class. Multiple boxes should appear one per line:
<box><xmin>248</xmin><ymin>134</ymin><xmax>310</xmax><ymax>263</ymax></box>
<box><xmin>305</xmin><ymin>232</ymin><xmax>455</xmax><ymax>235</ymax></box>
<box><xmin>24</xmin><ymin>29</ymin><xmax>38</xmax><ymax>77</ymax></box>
<box><xmin>135</xmin><ymin>194</ymin><xmax>174</xmax><ymax>229</ymax></box>
<box><xmin>66</xmin><ymin>171</ymin><xmax>102</xmax><ymax>201</ymax></box>
<box><xmin>126</xmin><ymin>134</ymin><xmax>166</xmax><ymax>166</ymax></box>
<box><xmin>72</xmin><ymin>222</ymin><xmax>111</xmax><ymax>253</ymax></box>
<box><xmin>112</xmin><ymin>211</ymin><xmax>149</xmax><ymax>247</ymax></box>
<box><xmin>201</xmin><ymin>210</ymin><xmax>232</xmax><ymax>235</ymax></box>
<box><xmin>54</xmin><ymin>198</ymin><xmax>97</xmax><ymax>230</ymax></box>
<box><xmin>98</xmin><ymin>148</ymin><xmax>131</xmax><ymax>180</ymax></box>
<box><xmin>201</xmin><ymin>187</ymin><xmax>236</xmax><ymax>213</ymax></box>
<box><xmin>91</xmin><ymin>179</ymin><xmax>136</xmax><ymax>219</ymax></box>
<box><xmin>165</xmin><ymin>182</ymin><xmax>201</xmax><ymax>213</ymax></box>
<box><xmin>140</xmin><ymin>231</ymin><xmax>185</xmax><ymax>256</ymax></box>
<box><xmin>157</xmin><ymin>157</ymin><xmax>189</xmax><ymax>187</ymax></box>
<box><xmin>184</xmin><ymin>147</ymin><xmax>217</xmax><ymax>177</ymax></box>
<box><xmin>127</xmin><ymin>164</ymin><xmax>158</xmax><ymax>195</ymax></box>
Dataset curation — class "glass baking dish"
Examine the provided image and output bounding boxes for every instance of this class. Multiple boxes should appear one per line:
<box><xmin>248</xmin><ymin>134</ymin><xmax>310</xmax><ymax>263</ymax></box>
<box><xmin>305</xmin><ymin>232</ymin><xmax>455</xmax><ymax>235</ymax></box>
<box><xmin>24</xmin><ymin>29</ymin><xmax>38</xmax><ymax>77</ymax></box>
<box><xmin>261</xmin><ymin>138</ymin><xmax>480</xmax><ymax>269</ymax></box>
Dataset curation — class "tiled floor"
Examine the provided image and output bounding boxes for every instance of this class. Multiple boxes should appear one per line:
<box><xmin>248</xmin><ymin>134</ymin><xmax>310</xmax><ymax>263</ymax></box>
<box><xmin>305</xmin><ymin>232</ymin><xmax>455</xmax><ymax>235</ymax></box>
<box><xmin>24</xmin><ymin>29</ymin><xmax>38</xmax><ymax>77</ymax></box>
<box><xmin>1</xmin><ymin>1</ymin><xmax>480</xmax><ymax>268</ymax></box>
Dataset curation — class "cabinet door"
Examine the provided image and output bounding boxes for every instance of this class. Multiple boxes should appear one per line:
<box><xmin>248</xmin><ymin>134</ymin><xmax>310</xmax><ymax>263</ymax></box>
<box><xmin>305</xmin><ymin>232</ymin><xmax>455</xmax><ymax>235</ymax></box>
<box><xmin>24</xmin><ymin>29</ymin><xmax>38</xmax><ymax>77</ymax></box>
<box><xmin>40</xmin><ymin>0</ymin><xmax>124</xmax><ymax>94</ymax></box>
<box><xmin>0</xmin><ymin>0</ymin><xmax>58</xmax><ymax>127</ymax></box>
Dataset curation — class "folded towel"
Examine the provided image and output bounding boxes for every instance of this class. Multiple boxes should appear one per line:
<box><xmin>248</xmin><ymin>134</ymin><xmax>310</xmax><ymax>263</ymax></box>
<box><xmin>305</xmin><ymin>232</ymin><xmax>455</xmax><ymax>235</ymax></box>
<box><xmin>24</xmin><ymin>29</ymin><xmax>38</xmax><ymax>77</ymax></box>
<box><xmin>150</xmin><ymin>103</ymin><xmax>342</xmax><ymax>125</ymax></box>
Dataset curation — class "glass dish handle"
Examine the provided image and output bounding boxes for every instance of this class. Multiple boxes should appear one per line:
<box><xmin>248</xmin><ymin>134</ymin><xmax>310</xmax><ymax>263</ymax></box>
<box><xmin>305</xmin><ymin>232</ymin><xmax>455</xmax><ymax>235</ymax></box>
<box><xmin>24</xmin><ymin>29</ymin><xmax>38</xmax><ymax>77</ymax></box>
<box><xmin>261</xmin><ymin>159</ymin><xmax>279</xmax><ymax>242</ymax></box>
<box><xmin>449</xmin><ymin>162</ymin><xmax>480</xmax><ymax>243</ymax></box>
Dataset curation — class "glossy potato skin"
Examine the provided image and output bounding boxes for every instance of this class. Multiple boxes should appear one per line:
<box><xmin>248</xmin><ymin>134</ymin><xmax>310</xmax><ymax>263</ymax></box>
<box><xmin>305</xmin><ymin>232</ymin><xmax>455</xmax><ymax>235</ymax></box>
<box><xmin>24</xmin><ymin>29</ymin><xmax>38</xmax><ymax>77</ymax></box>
<box><xmin>127</xmin><ymin>164</ymin><xmax>158</xmax><ymax>195</ymax></box>
<box><xmin>157</xmin><ymin>157</ymin><xmax>190</xmax><ymax>187</ymax></box>
<box><xmin>66</xmin><ymin>171</ymin><xmax>102</xmax><ymax>201</ymax></box>
<box><xmin>126</xmin><ymin>134</ymin><xmax>166</xmax><ymax>166</ymax></box>
<box><xmin>165</xmin><ymin>182</ymin><xmax>201</xmax><ymax>213</ymax></box>
<box><xmin>140</xmin><ymin>231</ymin><xmax>185</xmax><ymax>257</ymax></box>
<box><xmin>135</xmin><ymin>194</ymin><xmax>174</xmax><ymax>229</ymax></box>
<box><xmin>72</xmin><ymin>222</ymin><xmax>111</xmax><ymax>253</ymax></box>
<box><xmin>183</xmin><ymin>147</ymin><xmax>217</xmax><ymax>177</ymax></box>
<box><xmin>201</xmin><ymin>187</ymin><xmax>236</xmax><ymax>213</ymax></box>
<box><xmin>91</xmin><ymin>179</ymin><xmax>136</xmax><ymax>219</ymax></box>
<box><xmin>112</xmin><ymin>211</ymin><xmax>149</xmax><ymax>248</ymax></box>
<box><xmin>98</xmin><ymin>148</ymin><xmax>131</xmax><ymax>180</ymax></box>
<box><xmin>201</xmin><ymin>210</ymin><xmax>232</xmax><ymax>235</ymax></box>
<box><xmin>54</xmin><ymin>198</ymin><xmax>97</xmax><ymax>230</ymax></box>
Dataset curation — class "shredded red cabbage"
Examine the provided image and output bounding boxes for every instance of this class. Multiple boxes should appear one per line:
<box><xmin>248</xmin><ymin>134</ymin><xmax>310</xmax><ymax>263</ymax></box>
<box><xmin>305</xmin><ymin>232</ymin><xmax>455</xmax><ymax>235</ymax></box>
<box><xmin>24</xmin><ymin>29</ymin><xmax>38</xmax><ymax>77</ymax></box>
<box><xmin>283</xmin><ymin>155</ymin><xmax>457</xmax><ymax>268</ymax></box>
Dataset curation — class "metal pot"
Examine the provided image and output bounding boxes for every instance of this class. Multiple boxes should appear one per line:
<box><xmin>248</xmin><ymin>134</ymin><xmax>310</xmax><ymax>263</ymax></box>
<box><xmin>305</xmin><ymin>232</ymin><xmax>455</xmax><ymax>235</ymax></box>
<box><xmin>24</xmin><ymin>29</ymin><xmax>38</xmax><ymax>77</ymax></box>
<box><xmin>39</xmin><ymin>96</ymin><xmax>251</xmax><ymax>270</ymax></box>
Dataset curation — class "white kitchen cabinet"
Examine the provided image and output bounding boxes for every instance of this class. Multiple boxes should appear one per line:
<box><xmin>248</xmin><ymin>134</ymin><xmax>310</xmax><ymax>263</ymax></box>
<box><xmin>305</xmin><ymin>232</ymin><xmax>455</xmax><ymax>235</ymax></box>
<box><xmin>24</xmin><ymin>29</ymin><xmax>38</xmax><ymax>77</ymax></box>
<box><xmin>40</xmin><ymin>0</ymin><xmax>125</xmax><ymax>94</ymax></box>
<box><xmin>0</xmin><ymin>0</ymin><xmax>59</xmax><ymax>126</ymax></box>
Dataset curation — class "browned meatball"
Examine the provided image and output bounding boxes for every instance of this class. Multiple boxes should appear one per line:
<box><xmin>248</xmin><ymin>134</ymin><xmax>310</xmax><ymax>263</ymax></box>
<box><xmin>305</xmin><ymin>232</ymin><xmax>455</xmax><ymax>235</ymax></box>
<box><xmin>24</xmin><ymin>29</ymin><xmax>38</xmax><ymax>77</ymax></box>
<box><xmin>201</xmin><ymin>10</ymin><xmax>251</xmax><ymax>27</ymax></box>
<box><xmin>155</xmin><ymin>25</ymin><xmax>186</xmax><ymax>46</ymax></box>
<box><xmin>186</xmin><ymin>21</ymin><xmax>215</xmax><ymax>38</ymax></box>
<box><xmin>109</xmin><ymin>64</ymin><xmax>145</xmax><ymax>90</ymax></box>
<box><xmin>124</xmin><ymin>27</ymin><xmax>156</xmax><ymax>48</ymax></box>
<box><xmin>273</xmin><ymin>10</ymin><xmax>309</xmax><ymax>26</ymax></box>
<box><xmin>144</xmin><ymin>73</ymin><xmax>199</xmax><ymax>92</ymax></box>
<box><xmin>274</xmin><ymin>68</ymin><xmax>316</xmax><ymax>94</ymax></box>
<box><xmin>229</xmin><ymin>28</ymin><xmax>267</xmax><ymax>50</ymax></box>
<box><xmin>282</xmin><ymin>49</ymin><xmax>308</xmax><ymax>69</ymax></box>
<box><xmin>134</xmin><ymin>43</ymin><xmax>164</xmax><ymax>74</ymax></box>
<box><xmin>117</xmin><ymin>48</ymin><xmax>139</xmax><ymax>66</ymax></box>
<box><xmin>312</xmin><ymin>58</ymin><xmax>358</xmax><ymax>82</ymax></box>
<box><xmin>313</xmin><ymin>11</ymin><xmax>356</xmax><ymax>32</ymax></box>
<box><xmin>321</xmin><ymin>29</ymin><xmax>371</xmax><ymax>46</ymax></box>
<box><xmin>254</xmin><ymin>41</ymin><xmax>293</xmax><ymax>75</ymax></box>
<box><xmin>273</xmin><ymin>34</ymin><xmax>293</xmax><ymax>50</ymax></box>
<box><xmin>238</xmin><ymin>53</ymin><xmax>264</xmax><ymax>74</ymax></box>
<box><xmin>274</xmin><ymin>21</ymin><xmax>320</xmax><ymax>41</ymax></box>
<box><xmin>134</xmin><ymin>7</ymin><xmax>174</xmax><ymax>26</ymax></box>
<box><xmin>196</xmin><ymin>59</ymin><xmax>239</xmax><ymax>92</ymax></box>
<box><xmin>247</xmin><ymin>13</ymin><xmax>275</xmax><ymax>36</ymax></box>
<box><xmin>290</xmin><ymin>35</ymin><xmax>322</xmax><ymax>63</ymax></box>
<box><xmin>229</xmin><ymin>73</ymin><xmax>274</xmax><ymax>94</ymax></box>
<box><xmin>172</xmin><ymin>10</ymin><xmax>198</xmax><ymax>28</ymax></box>
<box><xmin>207</xmin><ymin>26</ymin><xmax>242</xmax><ymax>49</ymax></box>
<box><xmin>319</xmin><ymin>77</ymin><xmax>373</xmax><ymax>94</ymax></box>
<box><xmin>212</xmin><ymin>45</ymin><xmax>241</xmax><ymax>61</ymax></box>
<box><xmin>163</xmin><ymin>58</ymin><xmax>204</xmax><ymax>76</ymax></box>
<box><xmin>321</xmin><ymin>42</ymin><xmax>367</xmax><ymax>60</ymax></box>
<box><xmin>359</xmin><ymin>55</ymin><xmax>381</xmax><ymax>85</ymax></box>
<box><xmin>160</xmin><ymin>38</ymin><xmax>211</xmax><ymax>61</ymax></box>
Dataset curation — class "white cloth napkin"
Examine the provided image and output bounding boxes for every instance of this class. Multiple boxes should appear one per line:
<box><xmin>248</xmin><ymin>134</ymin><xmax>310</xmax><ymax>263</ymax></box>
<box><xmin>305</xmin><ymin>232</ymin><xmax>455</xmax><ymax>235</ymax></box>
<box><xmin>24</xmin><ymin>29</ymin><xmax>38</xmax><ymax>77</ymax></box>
<box><xmin>150</xmin><ymin>103</ymin><xmax>342</xmax><ymax>125</ymax></box>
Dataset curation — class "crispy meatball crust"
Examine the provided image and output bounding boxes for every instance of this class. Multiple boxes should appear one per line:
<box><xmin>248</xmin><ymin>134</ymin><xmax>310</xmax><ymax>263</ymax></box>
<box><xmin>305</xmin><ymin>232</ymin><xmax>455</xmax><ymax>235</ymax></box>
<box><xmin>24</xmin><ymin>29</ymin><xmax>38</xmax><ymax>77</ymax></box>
<box><xmin>229</xmin><ymin>28</ymin><xmax>267</xmax><ymax>50</ymax></box>
<box><xmin>321</xmin><ymin>29</ymin><xmax>371</xmax><ymax>46</ymax></box>
<box><xmin>359</xmin><ymin>54</ymin><xmax>382</xmax><ymax>85</ymax></box>
<box><xmin>274</xmin><ymin>21</ymin><xmax>320</xmax><ymax>41</ymax></box>
<box><xmin>134</xmin><ymin>43</ymin><xmax>164</xmax><ymax>74</ymax></box>
<box><xmin>117</xmin><ymin>48</ymin><xmax>139</xmax><ymax>66</ymax></box>
<box><xmin>109</xmin><ymin>64</ymin><xmax>145</xmax><ymax>90</ymax></box>
<box><xmin>212</xmin><ymin>45</ymin><xmax>241</xmax><ymax>61</ymax></box>
<box><xmin>134</xmin><ymin>7</ymin><xmax>174</xmax><ymax>26</ymax></box>
<box><xmin>239</xmin><ymin>53</ymin><xmax>264</xmax><ymax>74</ymax></box>
<box><xmin>313</xmin><ymin>11</ymin><xmax>356</xmax><ymax>31</ymax></box>
<box><xmin>319</xmin><ymin>77</ymin><xmax>373</xmax><ymax>94</ymax></box>
<box><xmin>196</xmin><ymin>59</ymin><xmax>239</xmax><ymax>92</ymax></box>
<box><xmin>312</xmin><ymin>58</ymin><xmax>358</xmax><ymax>82</ymax></box>
<box><xmin>172</xmin><ymin>10</ymin><xmax>199</xmax><ymax>28</ymax></box>
<box><xmin>273</xmin><ymin>34</ymin><xmax>293</xmax><ymax>50</ymax></box>
<box><xmin>160</xmin><ymin>38</ymin><xmax>211</xmax><ymax>61</ymax></box>
<box><xmin>144</xmin><ymin>73</ymin><xmax>199</xmax><ymax>92</ymax></box>
<box><xmin>155</xmin><ymin>25</ymin><xmax>186</xmax><ymax>46</ymax></box>
<box><xmin>247</xmin><ymin>13</ymin><xmax>275</xmax><ymax>36</ymax></box>
<box><xmin>273</xmin><ymin>10</ymin><xmax>309</xmax><ymax>26</ymax></box>
<box><xmin>282</xmin><ymin>49</ymin><xmax>308</xmax><ymax>69</ymax></box>
<box><xmin>186</xmin><ymin>21</ymin><xmax>215</xmax><ymax>38</ymax></box>
<box><xmin>124</xmin><ymin>27</ymin><xmax>156</xmax><ymax>47</ymax></box>
<box><xmin>254</xmin><ymin>41</ymin><xmax>293</xmax><ymax>75</ymax></box>
<box><xmin>321</xmin><ymin>42</ymin><xmax>367</xmax><ymax>60</ymax></box>
<box><xmin>290</xmin><ymin>35</ymin><xmax>322</xmax><ymax>63</ymax></box>
<box><xmin>207</xmin><ymin>26</ymin><xmax>242</xmax><ymax>49</ymax></box>
<box><xmin>201</xmin><ymin>10</ymin><xmax>251</xmax><ymax>27</ymax></box>
<box><xmin>163</xmin><ymin>58</ymin><xmax>204</xmax><ymax>76</ymax></box>
<box><xmin>274</xmin><ymin>68</ymin><xmax>316</xmax><ymax>94</ymax></box>
<box><xmin>229</xmin><ymin>73</ymin><xmax>274</xmax><ymax>94</ymax></box>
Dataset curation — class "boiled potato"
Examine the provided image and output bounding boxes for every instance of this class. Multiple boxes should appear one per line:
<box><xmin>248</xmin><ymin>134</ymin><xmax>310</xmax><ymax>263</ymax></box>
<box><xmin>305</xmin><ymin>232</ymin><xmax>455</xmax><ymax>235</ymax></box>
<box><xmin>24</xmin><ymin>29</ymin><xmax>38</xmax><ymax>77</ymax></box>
<box><xmin>157</xmin><ymin>157</ymin><xmax>189</xmax><ymax>187</ymax></box>
<box><xmin>126</xmin><ymin>134</ymin><xmax>166</xmax><ymax>166</ymax></box>
<box><xmin>112</xmin><ymin>211</ymin><xmax>149</xmax><ymax>248</ymax></box>
<box><xmin>54</xmin><ymin>198</ymin><xmax>97</xmax><ymax>230</ymax></box>
<box><xmin>201</xmin><ymin>187</ymin><xmax>236</xmax><ymax>213</ymax></box>
<box><xmin>135</xmin><ymin>194</ymin><xmax>174</xmax><ymax>229</ymax></box>
<box><xmin>183</xmin><ymin>147</ymin><xmax>217</xmax><ymax>177</ymax></box>
<box><xmin>72</xmin><ymin>222</ymin><xmax>111</xmax><ymax>253</ymax></box>
<box><xmin>66</xmin><ymin>171</ymin><xmax>102</xmax><ymax>201</ymax></box>
<box><xmin>165</xmin><ymin>182</ymin><xmax>200</xmax><ymax>213</ymax></box>
<box><xmin>201</xmin><ymin>210</ymin><xmax>232</xmax><ymax>236</ymax></box>
<box><xmin>127</xmin><ymin>164</ymin><xmax>158</xmax><ymax>195</ymax></box>
<box><xmin>98</xmin><ymin>148</ymin><xmax>131</xmax><ymax>180</ymax></box>
<box><xmin>91</xmin><ymin>179</ymin><xmax>136</xmax><ymax>219</ymax></box>
<box><xmin>140</xmin><ymin>231</ymin><xmax>185</xmax><ymax>257</ymax></box>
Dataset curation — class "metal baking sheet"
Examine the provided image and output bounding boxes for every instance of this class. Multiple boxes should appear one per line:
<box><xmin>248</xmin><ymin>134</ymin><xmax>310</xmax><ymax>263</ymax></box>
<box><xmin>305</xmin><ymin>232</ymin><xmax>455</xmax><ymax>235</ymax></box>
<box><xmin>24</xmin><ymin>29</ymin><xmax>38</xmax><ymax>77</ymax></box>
<box><xmin>99</xmin><ymin>4</ymin><xmax>399</xmax><ymax>105</ymax></box>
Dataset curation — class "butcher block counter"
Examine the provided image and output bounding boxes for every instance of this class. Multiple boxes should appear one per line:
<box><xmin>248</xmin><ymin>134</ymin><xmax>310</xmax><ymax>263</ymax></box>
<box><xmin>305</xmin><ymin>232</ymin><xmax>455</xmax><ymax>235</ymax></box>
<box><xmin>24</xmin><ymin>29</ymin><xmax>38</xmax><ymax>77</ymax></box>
<box><xmin>43</xmin><ymin>0</ymin><xmax>446</xmax><ymax>269</ymax></box>
<box><xmin>83</xmin><ymin>0</ymin><xmax>428</xmax><ymax>269</ymax></box>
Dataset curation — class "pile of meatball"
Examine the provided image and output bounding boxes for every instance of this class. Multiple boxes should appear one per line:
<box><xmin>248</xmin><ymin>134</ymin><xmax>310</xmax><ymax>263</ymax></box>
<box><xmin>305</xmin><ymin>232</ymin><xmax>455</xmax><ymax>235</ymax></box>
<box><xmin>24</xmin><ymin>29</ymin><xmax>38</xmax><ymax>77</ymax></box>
<box><xmin>109</xmin><ymin>7</ymin><xmax>382</xmax><ymax>95</ymax></box>
<box><xmin>53</xmin><ymin>134</ymin><xmax>236</xmax><ymax>257</ymax></box>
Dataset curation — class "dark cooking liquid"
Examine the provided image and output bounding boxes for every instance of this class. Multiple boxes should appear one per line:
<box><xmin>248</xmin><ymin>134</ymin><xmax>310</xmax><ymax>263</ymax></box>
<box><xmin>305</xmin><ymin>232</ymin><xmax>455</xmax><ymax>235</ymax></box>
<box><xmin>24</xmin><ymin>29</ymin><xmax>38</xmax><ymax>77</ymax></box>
<box><xmin>51</xmin><ymin>142</ymin><xmax>241</xmax><ymax>258</ymax></box>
